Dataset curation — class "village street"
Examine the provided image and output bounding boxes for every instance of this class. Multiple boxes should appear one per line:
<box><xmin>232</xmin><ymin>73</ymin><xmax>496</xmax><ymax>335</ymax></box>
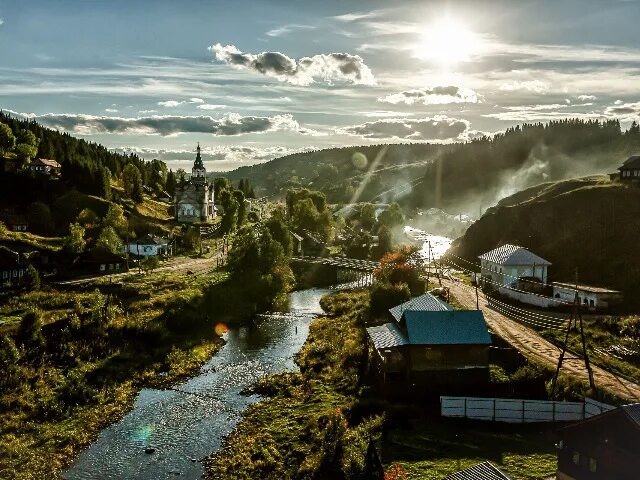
<box><xmin>443</xmin><ymin>278</ymin><xmax>640</xmax><ymax>402</ymax></box>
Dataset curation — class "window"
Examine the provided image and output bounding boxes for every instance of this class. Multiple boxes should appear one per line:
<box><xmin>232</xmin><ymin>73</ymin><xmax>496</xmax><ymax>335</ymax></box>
<box><xmin>589</xmin><ymin>457</ymin><xmax>597</xmax><ymax>472</ymax></box>
<box><xmin>100</xmin><ymin>264</ymin><xmax>106</xmax><ymax>272</ymax></box>
<box><xmin>572</xmin><ymin>451</ymin><xmax>580</xmax><ymax>465</ymax></box>
<box><xmin>2</xmin><ymin>271</ymin><xmax>6</xmax><ymax>279</ymax></box>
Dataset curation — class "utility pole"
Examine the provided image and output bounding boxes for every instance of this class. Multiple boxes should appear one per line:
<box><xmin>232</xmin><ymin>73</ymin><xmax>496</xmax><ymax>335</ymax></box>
<box><xmin>475</xmin><ymin>273</ymin><xmax>479</xmax><ymax>310</ymax></box>
<box><xmin>426</xmin><ymin>240</ymin><xmax>431</xmax><ymax>288</ymax></box>
<box><xmin>551</xmin><ymin>268</ymin><xmax>596</xmax><ymax>398</ymax></box>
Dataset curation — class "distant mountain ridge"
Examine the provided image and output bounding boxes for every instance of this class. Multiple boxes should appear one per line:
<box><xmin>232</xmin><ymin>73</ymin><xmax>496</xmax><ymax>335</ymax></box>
<box><xmin>219</xmin><ymin>120</ymin><xmax>640</xmax><ymax>215</ymax></box>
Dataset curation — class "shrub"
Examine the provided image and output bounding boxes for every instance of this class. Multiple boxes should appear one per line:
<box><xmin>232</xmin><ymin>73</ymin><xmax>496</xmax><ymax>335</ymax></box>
<box><xmin>369</xmin><ymin>282</ymin><xmax>410</xmax><ymax>317</ymax></box>
<box><xmin>18</xmin><ymin>311</ymin><xmax>45</xmax><ymax>348</ymax></box>
<box><xmin>27</xmin><ymin>264</ymin><xmax>40</xmax><ymax>291</ymax></box>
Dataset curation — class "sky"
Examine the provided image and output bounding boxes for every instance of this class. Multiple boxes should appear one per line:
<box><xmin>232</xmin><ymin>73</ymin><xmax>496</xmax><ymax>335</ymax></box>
<box><xmin>1</xmin><ymin>0</ymin><xmax>640</xmax><ymax>172</ymax></box>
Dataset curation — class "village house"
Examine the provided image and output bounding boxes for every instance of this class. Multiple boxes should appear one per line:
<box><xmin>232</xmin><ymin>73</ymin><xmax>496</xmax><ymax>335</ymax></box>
<box><xmin>1</xmin><ymin>213</ymin><xmax>28</xmax><ymax>232</ymax></box>
<box><xmin>123</xmin><ymin>234</ymin><xmax>172</xmax><ymax>257</ymax></box>
<box><xmin>0</xmin><ymin>247</ymin><xmax>31</xmax><ymax>288</ymax></box>
<box><xmin>30</xmin><ymin>158</ymin><xmax>62</xmax><ymax>177</ymax></box>
<box><xmin>556</xmin><ymin>403</ymin><xmax>640</xmax><ymax>480</ymax></box>
<box><xmin>174</xmin><ymin>144</ymin><xmax>216</xmax><ymax>223</ymax></box>
<box><xmin>73</xmin><ymin>249</ymin><xmax>128</xmax><ymax>276</ymax></box>
<box><xmin>618</xmin><ymin>155</ymin><xmax>640</xmax><ymax>181</ymax></box>
<box><xmin>388</xmin><ymin>291</ymin><xmax>452</xmax><ymax>323</ymax></box>
<box><xmin>366</xmin><ymin>299</ymin><xmax>491</xmax><ymax>390</ymax></box>
<box><xmin>552</xmin><ymin>282</ymin><xmax>623</xmax><ymax>311</ymax></box>
<box><xmin>479</xmin><ymin>244</ymin><xmax>551</xmax><ymax>291</ymax></box>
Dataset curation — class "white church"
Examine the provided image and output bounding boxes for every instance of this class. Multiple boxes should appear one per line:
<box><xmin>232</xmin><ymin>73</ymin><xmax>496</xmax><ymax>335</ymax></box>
<box><xmin>174</xmin><ymin>143</ymin><xmax>216</xmax><ymax>223</ymax></box>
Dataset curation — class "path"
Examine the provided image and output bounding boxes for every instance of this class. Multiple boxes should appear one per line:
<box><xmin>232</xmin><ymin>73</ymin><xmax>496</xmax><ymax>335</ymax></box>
<box><xmin>56</xmin><ymin>255</ymin><xmax>221</xmax><ymax>286</ymax></box>
<box><xmin>443</xmin><ymin>279</ymin><xmax>640</xmax><ymax>402</ymax></box>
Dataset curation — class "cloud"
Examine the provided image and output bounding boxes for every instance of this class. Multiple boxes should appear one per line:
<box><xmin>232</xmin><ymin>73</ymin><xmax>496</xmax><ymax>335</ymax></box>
<box><xmin>498</xmin><ymin>80</ymin><xmax>551</xmax><ymax>94</ymax></box>
<box><xmin>266</xmin><ymin>24</ymin><xmax>315</xmax><ymax>37</ymax></box>
<box><xmin>578</xmin><ymin>94</ymin><xmax>597</xmax><ymax>101</ymax></box>
<box><xmin>158</xmin><ymin>98</ymin><xmax>205</xmax><ymax>107</ymax></box>
<box><xmin>604</xmin><ymin>101</ymin><xmax>640</xmax><ymax>119</ymax></box>
<box><xmin>208</xmin><ymin>44</ymin><xmax>376</xmax><ymax>86</ymax></box>
<box><xmin>338</xmin><ymin>115</ymin><xmax>470</xmax><ymax>141</ymax></box>
<box><xmin>197</xmin><ymin>104</ymin><xmax>226</xmax><ymax>110</ymax></box>
<box><xmin>332</xmin><ymin>10</ymin><xmax>387</xmax><ymax>22</ymax></box>
<box><xmin>379</xmin><ymin>86</ymin><xmax>480</xmax><ymax>105</ymax></box>
<box><xmin>12</xmin><ymin>111</ymin><xmax>313</xmax><ymax>137</ymax></box>
<box><xmin>0</xmin><ymin>18</ymin><xmax>4</xmax><ymax>26</ymax></box>
<box><xmin>104</xmin><ymin>108</ymin><xmax>119</xmax><ymax>113</ymax></box>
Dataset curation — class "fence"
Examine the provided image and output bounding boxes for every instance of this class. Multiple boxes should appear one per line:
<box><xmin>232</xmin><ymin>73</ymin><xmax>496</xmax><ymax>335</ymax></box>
<box><xmin>440</xmin><ymin>396</ymin><xmax>614</xmax><ymax>423</ymax></box>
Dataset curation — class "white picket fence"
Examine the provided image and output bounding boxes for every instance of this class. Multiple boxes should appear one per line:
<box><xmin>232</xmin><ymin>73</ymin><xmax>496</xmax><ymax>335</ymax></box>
<box><xmin>440</xmin><ymin>396</ymin><xmax>614</xmax><ymax>423</ymax></box>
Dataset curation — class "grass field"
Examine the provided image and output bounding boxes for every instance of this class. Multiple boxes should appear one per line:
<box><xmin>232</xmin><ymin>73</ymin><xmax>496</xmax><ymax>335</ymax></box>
<box><xmin>0</xmin><ymin>271</ymin><xmax>225</xmax><ymax>480</ymax></box>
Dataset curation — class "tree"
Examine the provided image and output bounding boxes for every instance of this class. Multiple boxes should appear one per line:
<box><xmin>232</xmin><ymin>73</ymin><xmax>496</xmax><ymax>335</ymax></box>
<box><xmin>27</xmin><ymin>264</ymin><xmax>40</xmax><ymax>291</ymax></box>
<box><xmin>0</xmin><ymin>122</ymin><xmax>15</xmax><ymax>155</ymax></box>
<box><xmin>102</xmin><ymin>204</ymin><xmax>128</xmax><ymax>236</ymax></box>
<box><xmin>378</xmin><ymin>203</ymin><xmax>404</xmax><ymax>230</ymax></box>
<box><xmin>265</xmin><ymin>209</ymin><xmax>293</xmax><ymax>256</ymax></box>
<box><xmin>148</xmin><ymin>159</ymin><xmax>167</xmax><ymax>192</ymax></box>
<box><xmin>219</xmin><ymin>189</ymin><xmax>239</xmax><ymax>234</ymax></box>
<box><xmin>97</xmin><ymin>166</ymin><xmax>112</xmax><ymax>200</ymax></box>
<box><xmin>122</xmin><ymin>163</ymin><xmax>144</xmax><ymax>202</ymax></box>
<box><xmin>233</xmin><ymin>189</ymin><xmax>246</xmax><ymax>227</ymax></box>
<box><xmin>64</xmin><ymin>222</ymin><xmax>86</xmax><ymax>254</ymax></box>
<box><xmin>18</xmin><ymin>311</ymin><xmax>45</xmax><ymax>348</ymax></box>
<box><xmin>96</xmin><ymin>226</ymin><xmax>123</xmax><ymax>254</ymax></box>
<box><xmin>374</xmin><ymin>246</ymin><xmax>425</xmax><ymax>295</ymax></box>
<box><xmin>359</xmin><ymin>203</ymin><xmax>376</xmax><ymax>231</ymax></box>
<box><xmin>166</xmin><ymin>169</ymin><xmax>177</xmax><ymax>196</ymax></box>
<box><xmin>0</xmin><ymin>221</ymin><xmax>7</xmax><ymax>239</ymax></box>
<box><xmin>214</xmin><ymin>177</ymin><xmax>231</xmax><ymax>198</ymax></box>
<box><xmin>15</xmin><ymin>143</ymin><xmax>37</xmax><ymax>167</ymax></box>
<box><xmin>77</xmin><ymin>208</ymin><xmax>100</xmax><ymax>228</ymax></box>
<box><xmin>27</xmin><ymin>202</ymin><xmax>54</xmax><ymax>234</ymax></box>
<box><xmin>141</xmin><ymin>256</ymin><xmax>160</xmax><ymax>273</ymax></box>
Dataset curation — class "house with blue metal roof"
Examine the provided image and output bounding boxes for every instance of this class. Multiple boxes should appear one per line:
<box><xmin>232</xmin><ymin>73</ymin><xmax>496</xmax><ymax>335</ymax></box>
<box><xmin>366</xmin><ymin>306</ymin><xmax>492</xmax><ymax>391</ymax></box>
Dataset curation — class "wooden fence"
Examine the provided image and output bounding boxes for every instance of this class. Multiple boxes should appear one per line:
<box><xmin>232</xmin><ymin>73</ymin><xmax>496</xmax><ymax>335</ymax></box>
<box><xmin>440</xmin><ymin>396</ymin><xmax>614</xmax><ymax>423</ymax></box>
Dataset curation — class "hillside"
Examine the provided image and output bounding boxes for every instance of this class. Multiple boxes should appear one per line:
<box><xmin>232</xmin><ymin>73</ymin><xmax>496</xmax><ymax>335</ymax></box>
<box><xmin>218</xmin><ymin>143</ymin><xmax>453</xmax><ymax>203</ymax></box>
<box><xmin>220</xmin><ymin>120</ymin><xmax>640</xmax><ymax>214</ymax></box>
<box><xmin>449</xmin><ymin>176</ymin><xmax>640</xmax><ymax>308</ymax></box>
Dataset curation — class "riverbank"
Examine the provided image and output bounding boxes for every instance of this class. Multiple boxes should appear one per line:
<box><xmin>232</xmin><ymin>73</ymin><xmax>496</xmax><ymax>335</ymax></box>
<box><xmin>0</xmin><ymin>272</ymin><xmax>225</xmax><ymax>480</ymax></box>
<box><xmin>204</xmin><ymin>289</ymin><xmax>383</xmax><ymax>479</ymax></box>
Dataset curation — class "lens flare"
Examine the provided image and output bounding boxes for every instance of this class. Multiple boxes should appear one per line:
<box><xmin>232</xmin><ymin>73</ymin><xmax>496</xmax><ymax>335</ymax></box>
<box><xmin>214</xmin><ymin>322</ymin><xmax>229</xmax><ymax>336</ymax></box>
<box><xmin>131</xmin><ymin>425</ymin><xmax>153</xmax><ymax>445</ymax></box>
<box><xmin>351</xmin><ymin>151</ymin><xmax>368</xmax><ymax>170</ymax></box>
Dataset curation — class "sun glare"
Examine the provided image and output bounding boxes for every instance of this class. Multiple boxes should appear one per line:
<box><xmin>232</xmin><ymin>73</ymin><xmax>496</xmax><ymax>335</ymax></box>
<box><xmin>417</xmin><ymin>18</ymin><xmax>479</xmax><ymax>66</ymax></box>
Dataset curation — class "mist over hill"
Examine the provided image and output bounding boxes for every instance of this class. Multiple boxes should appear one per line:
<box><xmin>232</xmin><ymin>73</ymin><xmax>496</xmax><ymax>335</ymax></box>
<box><xmin>219</xmin><ymin>120</ymin><xmax>640</xmax><ymax>217</ymax></box>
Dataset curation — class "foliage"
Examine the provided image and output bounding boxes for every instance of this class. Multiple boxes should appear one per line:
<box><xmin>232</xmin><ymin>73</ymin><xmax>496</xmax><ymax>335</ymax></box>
<box><xmin>369</xmin><ymin>282</ymin><xmax>411</xmax><ymax>317</ymax></box>
<box><xmin>122</xmin><ymin>163</ymin><xmax>144</xmax><ymax>202</ymax></box>
<box><xmin>102</xmin><ymin>204</ymin><xmax>128</xmax><ymax>237</ymax></box>
<box><xmin>76</xmin><ymin>208</ymin><xmax>100</xmax><ymax>228</ymax></box>
<box><xmin>96</xmin><ymin>226</ymin><xmax>123</xmax><ymax>254</ymax></box>
<box><xmin>27</xmin><ymin>264</ymin><xmax>40</xmax><ymax>291</ymax></box>
<box><xmin>165</xmin><ymin>169</ymin><xmax>177</xmax><ymax>196</ymax></box>
<box><xmin>0</xmin><ymin>122</ymin><xmax>16</xmax><ymax>154</ymax></box>
<box><xmin>141</xmin><ymin>256</ymin><xmax>160</xmax><ymax>272</ymax></box>
<box><xmin>374</xmin><ymin>246</ymin><xmax>425</xmax><ymax>295</ymax></box>
<box><xmin>17</xmin><ymin>311</ymin><xmax>45</xmax><ymax>348</ymax></box>
<box><xmin>219</xmin><ymin>188</ymin><xmax>239</xmax><ymax>234</ymax></box>
<box><xmin>63</xmin><ymin>222</ymin><xmax>87</xmax><ymax>254</ymax></box>
<box><xmin>264</xmin><ymin>209</ymin><xmax>293</xmax><ymax>256</ymax></box>
<box><xmin>233</xmin><ymin>189</ymin><xmax>247</xmax><ymax>227</ymax></box>
<box><xmin>27</xmin><ymin>201</ymin><xmax>54</xmax><ymax>234</ymax></box>
<box><xmin>378</xmin><ymin>203</ymin><xmax>404</xmax><ymax>230</ymax></box>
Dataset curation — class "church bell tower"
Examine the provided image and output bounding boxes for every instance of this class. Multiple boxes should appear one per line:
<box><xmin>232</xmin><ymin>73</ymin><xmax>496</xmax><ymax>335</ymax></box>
<box><xmin>191</xmin><ymin>143</ymin><xmax>206</xmax><ymax>185</ymax></box>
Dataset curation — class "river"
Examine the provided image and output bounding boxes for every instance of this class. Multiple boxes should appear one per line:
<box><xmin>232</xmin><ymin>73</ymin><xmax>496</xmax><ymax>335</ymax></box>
<box><xmin>64</xmin><ymin>288</ymin><xmax>329</xmax><ymax>480</ymax></box>
<box><xmin>403</xmin><ymin>226</ymin><xmax>452</xmax><ymax>260</ymax></box>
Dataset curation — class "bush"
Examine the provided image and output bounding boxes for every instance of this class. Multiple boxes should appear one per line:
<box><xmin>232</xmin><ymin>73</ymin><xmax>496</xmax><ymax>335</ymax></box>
<box><xmin>18</xmin><ymin>311</ymin><xmax>45</xmax><ymax>348</ymax></box>
<box><xmin>369</xmin><ymin>282</ymin><xmax>410</xmax><ymax>317</ymax></box>
<box><xmin>27</xmin><ymin>264</ymin><xmax>40</xmax><ymax>291</ymax></box>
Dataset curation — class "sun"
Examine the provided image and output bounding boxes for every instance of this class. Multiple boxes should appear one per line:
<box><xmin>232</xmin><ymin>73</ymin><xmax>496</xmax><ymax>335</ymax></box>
<box><xmin>416</xmin><ymin>18</ymin><xmax>479</xmax><ymax>66</ymax></box>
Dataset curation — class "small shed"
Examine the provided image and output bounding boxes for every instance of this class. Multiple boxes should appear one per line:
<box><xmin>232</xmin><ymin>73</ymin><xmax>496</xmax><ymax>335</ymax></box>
<box><xmin>618</xmin><ymin>155</ymin><xmax>640</xmax><ymax>181</ymax></box>
<box><xmin>556</xmin><ymin>403</ymin><xmax>640</xmax><ymax>480</ymax></box>
<box><xmin>552</xmin><ymin>282</ymin><xmax>623</xmax><ymax>311</ymax></box>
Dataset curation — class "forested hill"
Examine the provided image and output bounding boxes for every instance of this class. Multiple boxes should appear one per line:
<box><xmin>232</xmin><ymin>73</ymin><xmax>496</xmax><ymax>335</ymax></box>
<box><xmin>0</xmin><ymin>111</ymin><xmax>164</xmax><ymax>201</ymax></box>
<box><xmin>220</xmin><ymin>119</ymin><xmax>640</xmax><ymax>212</ymax></box>
<box><xmin>219</xmin><ymin>143</ymin><xmax>455</xmax><ymax>204</ymax></box>
<box><xmin>449</xmin><ymin>176</ymin><xmax>640</xmax><ymax>308</ymax></box>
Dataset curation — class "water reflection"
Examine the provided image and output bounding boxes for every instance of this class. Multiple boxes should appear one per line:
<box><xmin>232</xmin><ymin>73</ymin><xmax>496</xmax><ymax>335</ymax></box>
<box><xmin>64</xmin><ymin>288</ymin><xmax>329</xmax><ymax>480</ymax></box>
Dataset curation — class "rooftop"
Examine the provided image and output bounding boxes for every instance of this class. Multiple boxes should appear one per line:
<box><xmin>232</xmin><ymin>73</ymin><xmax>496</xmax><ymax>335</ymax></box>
<box><xmin>402</xmin><ymin>310</ymin><xmax>492</xmax><ymax>346</ymax></box>
<box><xmin>552</xmin><ymin>282</ymin><xmax>621</xmax><ymax>294</ymax></box>
<box><xmin>33</xmin><ymin>158</ymin><xmax>61</xmax><ymax>168</ymax></box>
<box><xmin>366</xmin><ymin>323</ymin><xmax>409</xmax><ymax>349</ymax></box>
<box><xmin>444</xmin><ymin>461</ymin><xmax>512</xmax><ymax>480</ymax></box>
<box><xmin>389</xmin><ymin>292</ymin><xmax>452</xmax><ymax>322</ymax></box>
<box><xmin>131</xmin><ymin>234</ymin><xmax>169</xmax><ymax>245</ymax></box>
<box><xmin>619</xmin><ymin>155</ymin><xmax>640</xmax><ymax>170</ymax></box>
<box><xmin>479</xmin><ymin>244</ymin><xmax>551</xmax><ymax>266</ymax></box>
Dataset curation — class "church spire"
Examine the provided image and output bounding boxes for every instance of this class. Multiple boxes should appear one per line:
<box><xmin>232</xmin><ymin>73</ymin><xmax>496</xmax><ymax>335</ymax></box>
<box><xmin>194</xmin><ymin>142</ymin><xmax>203</xmax><ymax>168</ymax></box>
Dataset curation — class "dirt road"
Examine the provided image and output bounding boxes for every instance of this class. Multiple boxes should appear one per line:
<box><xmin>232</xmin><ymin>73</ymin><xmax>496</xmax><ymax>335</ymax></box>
<box><xmin>56</xmin><ymin>255</ymin><xmax>221</xmax><ymax>285</ymax></box>
<box><xmin>444</xmin><ymin>279</ymin><xmax>640</xmax><ymax>402</ymax></box>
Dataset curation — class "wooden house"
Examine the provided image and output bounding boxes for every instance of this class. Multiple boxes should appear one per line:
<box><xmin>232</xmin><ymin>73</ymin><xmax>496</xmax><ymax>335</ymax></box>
<box><xmin>618</xmin><ymin>155</ymin><xmax>640</xmax><ymax>181</ymax></box>
<box><xmin>366</xmin><ymin>308</ymin><xmax>491</xmax><ymax>390</ymax></box>
<box><xmin>556</xmin><ymin>403</ymin><xmax>640</xmax><ymax>480</ymax></box>
<box><xmin>0</xmin><ymin>247</ymin><xmax>31</xmax><ymax>288</ymax></box>
<box><xmin>73</xmin><ymin>248</ymin><xmax>128</xmax><ymax>276</ymax></box>
<box><xmin>124</xmin><ymin>234</ymin><xmax>172</xmax><ymax>257</ymax></box>
<box><xmin>31</xmin><ymin>158</ymin><xmax>61</xmax><ymax>177</ymax></box>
